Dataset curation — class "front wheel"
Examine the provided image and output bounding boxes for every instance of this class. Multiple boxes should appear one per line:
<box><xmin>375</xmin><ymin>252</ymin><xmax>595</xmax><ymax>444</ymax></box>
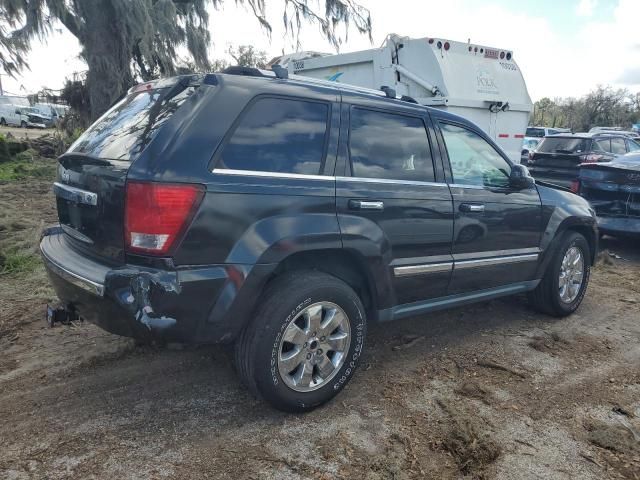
<box><xmin>20</xmin><ymin>120</ymin><xmax>27</xmax><ymax>128</ymax></box>
<box><xmin>528</xmin><ymin>231</ymin><xmax>591</xmax><ymax>317</ymax></box>
<box><xmin>235</xmin><ymin>271</ymin><xmax>367</xmax><ymax>412</ymax></box>
<box><xmin>0</xmin><ymin>118</ymin><xmax>6</xmax><ymax>126</ymax></box>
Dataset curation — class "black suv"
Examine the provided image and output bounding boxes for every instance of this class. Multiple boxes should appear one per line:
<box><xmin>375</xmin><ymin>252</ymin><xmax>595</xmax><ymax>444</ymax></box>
<box><xmin>41</xmin><ymin>71</ymin><xmax>597</xmax><ymax>412</ymax></box>
<box><xmin>528</xmin><ymin>132</ymin><xmax>640</xmax><ymax>189</ymax></box>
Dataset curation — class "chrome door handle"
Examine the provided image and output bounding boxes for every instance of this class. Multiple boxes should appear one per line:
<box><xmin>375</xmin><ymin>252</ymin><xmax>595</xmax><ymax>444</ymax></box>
<box><xmin>349</xmin><ymin>199</ymin><xmax>384</xmax><ymax>211</ymax></box>
<box><xmin>460</xmin><ymin>203</ymin><xmax>485</xmax><ymax>213</ymax></box>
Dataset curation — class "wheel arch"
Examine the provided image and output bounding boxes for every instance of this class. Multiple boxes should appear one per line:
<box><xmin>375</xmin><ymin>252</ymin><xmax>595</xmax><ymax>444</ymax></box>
<box><xmin>271</xmin><ymin>248</ymin><xmax>381</xmax><ymax>321</ymax></box>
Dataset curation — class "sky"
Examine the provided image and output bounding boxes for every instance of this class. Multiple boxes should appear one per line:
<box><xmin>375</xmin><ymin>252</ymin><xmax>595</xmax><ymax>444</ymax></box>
<box><xmin>1</xmin><ymin>0</ymin><xmax>639</xmax><ymax>101</ymax></box>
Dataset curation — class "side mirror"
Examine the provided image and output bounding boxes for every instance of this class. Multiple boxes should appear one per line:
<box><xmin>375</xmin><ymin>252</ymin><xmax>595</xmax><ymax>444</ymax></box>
<box><xmin>509</xmin><ymin>164</ymin><xmax>535</xmax><ymax>189</ymax></box>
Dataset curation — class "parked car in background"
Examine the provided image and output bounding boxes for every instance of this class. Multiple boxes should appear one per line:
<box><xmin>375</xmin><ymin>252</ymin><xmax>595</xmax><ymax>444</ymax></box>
<box><xmin>528</xmin><ymin>132</ymin><xmax>640</xmax><ymax>188</ymax></box>
<box><xmin>32</xmin><ymin>103</ymin><xmax>61</xmax><ymax>127</ymax></box>
<box><xmin>588</xmin><ymin>129</ymin><xmax>640</xmax><ymax>140</ymax></box>
<box><xmin>526</xmin><ymin>126</ymin><xmax>571</xmax><ymax>138</ymax></box>
<box><xmin>22</xmin><ymin>107</ymin><xmax>50</xmax><ymax>128</ymax></box>
<box><xmin>578</xmin><ymin>153</ymin><xmax>640</xmax><ymax>237</ymax></box>
<box><xmin>41</xmin><ymin>70</ymin><xmax>597</xmax><ymax>412</ymax></box>
<box><xmin>589</xmin><ymin>126</ymin><xmax>623</xmax><ymax>133</ymax></box>
<box><xmin>521</xmin><ymin>137</ymin><xmax>540</xmax><ymax>163</ymax></box>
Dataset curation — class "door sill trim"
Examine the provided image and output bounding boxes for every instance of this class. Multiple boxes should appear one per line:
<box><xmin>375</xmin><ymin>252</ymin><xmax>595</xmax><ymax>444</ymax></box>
<box><xmin>377</xmin><ymin>280</ymin><xmax>540</xmax><ymax>322</ymax></box>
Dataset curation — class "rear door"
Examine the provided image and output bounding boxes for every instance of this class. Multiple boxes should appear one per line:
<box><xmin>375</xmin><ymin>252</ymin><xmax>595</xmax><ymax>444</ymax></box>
<box><xmin>434</xmin><ymin>119</ymin><xmax>542</xmax><ymax>294</ymax></box>
<box><xmin>336</xmin><ymin>99</ymin><xmax>454</xmax><ymax>306</ymax></box>
<box><xmin>54</xmin><ymin>77</ymin><xmax>200</xmax><ymax>263</ymax></box>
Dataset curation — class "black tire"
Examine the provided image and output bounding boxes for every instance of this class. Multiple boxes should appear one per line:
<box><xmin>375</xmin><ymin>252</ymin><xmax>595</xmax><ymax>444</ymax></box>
<box><xmin>235</xmin><ymin>270</ymin><xmax>367</xmax><ymax>413</ymax></box>
<box><xmin>528</xmin><ymin>231</ymin><xmax>591</xmax><ymax>317</ymax></box>
<box><xmin>0</xmin><ymin>118</ymin><xmax>6</xmax><ymax>126</ymax></box>
<box><xmin>20</xmin><ymin>120</ymin><xmax>27</xmax><ymax>128</ymax></box>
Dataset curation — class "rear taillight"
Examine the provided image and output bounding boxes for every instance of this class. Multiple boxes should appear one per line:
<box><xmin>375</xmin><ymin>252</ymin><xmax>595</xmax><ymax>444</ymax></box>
<box><xmin>125</xmin><ymin>181</ymin><xmax>204</xmax><ymax>256</ymax></box>
<box><xmin>570</xmin><ymin>179</ymin><xmax>580</xmax><ymax>193</ymax></box>
<box><xmin>581</xmin><ymin>153</ymin><xmax>605</xmax><ymax>163</ymax></box>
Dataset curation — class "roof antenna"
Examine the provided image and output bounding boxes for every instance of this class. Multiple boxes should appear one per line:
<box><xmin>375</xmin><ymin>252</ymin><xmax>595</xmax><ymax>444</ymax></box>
<box><xmin>272</xmin><ymin>64</ymin><xmax>289</xmax><ymax>79</ymax></box>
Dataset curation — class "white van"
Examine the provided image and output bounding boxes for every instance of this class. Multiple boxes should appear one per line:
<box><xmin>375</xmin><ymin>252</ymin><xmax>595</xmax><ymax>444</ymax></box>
<box><xmin>0</xmin><ymin>104</ymin><xmax>47</xmax><ymax>128</ymax></box>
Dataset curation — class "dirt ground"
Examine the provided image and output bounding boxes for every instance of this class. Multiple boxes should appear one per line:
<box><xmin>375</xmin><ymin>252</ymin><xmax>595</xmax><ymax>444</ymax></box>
<box><xmin>0</xmin><ymin>126</ymin><xmax>56</xmax><ymax>140</ymax></box>
<box><xmin>1</xmin><ymin>170</ymin><xmax>639</xmax><ymax>480</ymax></box>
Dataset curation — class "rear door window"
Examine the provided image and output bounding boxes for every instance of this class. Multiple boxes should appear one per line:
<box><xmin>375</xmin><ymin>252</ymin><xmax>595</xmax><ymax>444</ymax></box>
<box><xmin>610</xmin><ymin>137</ymin><xmax>627</xmax><ymax>154</ymax></box>
<box><xmin>594</xmin><ymin>139</ymin><xmax>612</xmax><ymax>153</ymax></box>
<box><xmin>218</xmin><ymin>97</ymin><xmax>329</xmax><ymax>175</ymax></box>
<box><xmin>348</xmin><ymin>108</ymin><xmax>435</xmax><ymax>182</ymax></box>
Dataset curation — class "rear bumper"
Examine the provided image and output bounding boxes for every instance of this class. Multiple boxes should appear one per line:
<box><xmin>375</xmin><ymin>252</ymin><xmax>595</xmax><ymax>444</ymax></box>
<box><xmin>40</xmin><ymin>227</ymin><xmax>274</xmax><ymax>343</ymax></box>
<box><xmin>596</xmin><ymin>216</ymin><xmax>640</xmax><ymax>236</ymax></box>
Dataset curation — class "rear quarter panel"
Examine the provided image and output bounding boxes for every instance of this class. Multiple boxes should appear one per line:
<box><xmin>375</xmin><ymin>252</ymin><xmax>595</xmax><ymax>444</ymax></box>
<box><xmin>535</xmin><ymin>184</ymin><xmax>598</xmax><ymax>275</ymax></box>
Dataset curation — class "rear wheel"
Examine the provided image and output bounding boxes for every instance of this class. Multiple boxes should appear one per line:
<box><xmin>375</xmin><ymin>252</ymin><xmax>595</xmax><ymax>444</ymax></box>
<box><xmin>235</xmin><ymin>270</ymin><xmax>366</xmax><ymax>412</ymax></box>
<box><xmin>528</xmin><ymin>231</ymin><xmax>591</xmax><ymax>317</ymax></box>
<box><xmin>0</xmin><ymin>118</ymin><xmax>6</xmax><ymax>126</ymax></box>
<box><xmin>20</xmin><ymin>120</ymin><xmax>27</xmax><ymax>128</ymax></box>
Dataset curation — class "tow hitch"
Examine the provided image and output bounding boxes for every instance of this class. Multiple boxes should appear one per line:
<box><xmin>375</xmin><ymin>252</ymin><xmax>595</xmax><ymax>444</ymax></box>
<box><xmin>46</xmin><ymin>304</ymin><xmax>81</xmax><ymax>328</ymax></box>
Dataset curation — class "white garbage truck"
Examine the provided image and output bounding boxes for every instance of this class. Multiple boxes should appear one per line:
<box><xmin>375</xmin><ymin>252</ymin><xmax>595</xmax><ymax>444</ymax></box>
<box><xmin>275</xmin><ymin>34</ymin><xmax>533</xmax><ymax>163</ymax></box>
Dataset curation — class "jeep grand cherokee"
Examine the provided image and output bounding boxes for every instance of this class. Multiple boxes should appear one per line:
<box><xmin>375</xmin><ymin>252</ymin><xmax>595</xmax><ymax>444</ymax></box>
<box><xmin>41</xmin><ymin>69</ymin><xmax>598</xmax><ymax>412</ymax></box>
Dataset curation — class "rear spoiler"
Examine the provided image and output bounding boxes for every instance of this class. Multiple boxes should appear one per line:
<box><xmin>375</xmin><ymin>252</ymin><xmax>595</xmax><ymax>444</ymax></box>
<box><xmin>127</xmin><ymin>74</ymin><xmax>218</xmax><ymax>95</ymax></box>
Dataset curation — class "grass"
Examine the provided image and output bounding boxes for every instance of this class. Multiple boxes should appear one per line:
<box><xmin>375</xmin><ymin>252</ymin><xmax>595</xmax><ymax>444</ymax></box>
<box><xmin>0</xmin><ymin>248</ymin><xmax>41</xmax><ymax>275</ymax></box>
<box><xmin>0</xmin><ymin>156</ymin><xmax>56</xmax><ymax>181</ymax></box>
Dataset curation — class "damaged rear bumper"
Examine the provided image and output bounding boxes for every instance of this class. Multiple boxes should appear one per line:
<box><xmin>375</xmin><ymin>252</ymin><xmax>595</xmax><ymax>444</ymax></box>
<box><xmin>40</xmin><ymin>227</ymin><xmax>273</xmax><ymax>343</ymax></box>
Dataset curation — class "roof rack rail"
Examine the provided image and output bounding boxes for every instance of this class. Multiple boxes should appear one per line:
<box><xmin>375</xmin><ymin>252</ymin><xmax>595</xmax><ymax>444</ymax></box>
<box><xmin>400</xmin><ymin>95</ymin><xmax>418</xmax><ymax>104</ymax></box>
<box><xmin>272</xmin><ymin>64</ymin><xmax>289</xmax><ymax>79</ymax></box>
<box><xmin>221</xmin><ymin>66</ymin><xmax>268</xmax><ymax>77</ymax></box>
<box><xmin>380</xmin><ymin>86</ymin><xmax>396</xmax><ymax>98</ymax></box>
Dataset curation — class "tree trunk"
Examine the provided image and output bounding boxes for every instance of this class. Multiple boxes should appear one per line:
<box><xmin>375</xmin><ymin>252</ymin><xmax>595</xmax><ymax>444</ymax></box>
<box><xmin>81</xmin><ymin>0</ymin><xmax>133</xmax><ymax>120</ymax></box>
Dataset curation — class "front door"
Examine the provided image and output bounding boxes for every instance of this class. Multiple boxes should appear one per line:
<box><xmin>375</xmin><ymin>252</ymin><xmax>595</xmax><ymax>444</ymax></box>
<box><xmin>336</xmin><ymin>101</ymin><xmax>454</xmax><ymax>308</ymax></box>
<box><xmin>434</xmin><ymin>119</ymin><xmax>542</xmax><ymax>294</ymax></box>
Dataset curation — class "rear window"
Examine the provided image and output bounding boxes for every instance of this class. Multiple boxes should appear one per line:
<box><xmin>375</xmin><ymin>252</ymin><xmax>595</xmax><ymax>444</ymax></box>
<box><xmin>526</xmin><ymin>127</ymin><xmax>545</xmax><ymax>138</ymax></box>
<box><xmin>68</xmin><ymin>83</ymin><xmax>196</xmax><ymax>161</ymax></box>
<box><xmin>537</xmin><ymin>137</ymin><xmax>590</xmax><ymax>154</ymax></box>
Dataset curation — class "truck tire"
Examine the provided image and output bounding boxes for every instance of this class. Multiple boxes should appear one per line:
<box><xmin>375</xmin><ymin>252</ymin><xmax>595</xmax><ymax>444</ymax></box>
<box><xmin>0</xmin><ymin>118</ymin><xmax>6</xmax><ymax>126</ymax></box>
<box><xmin>20</xmin><ymin>120</ymin><xmax>27</xmax><ymax>128</ymax></box>
<box><xmin>528</xmin><ymin>231</ymin><xmax>591</xmax><ymax>317</ymax></box>
<box><xmin>235</xmin><ymin>270</ymin><xmax>367</xmax><ymax>412</ymax></box>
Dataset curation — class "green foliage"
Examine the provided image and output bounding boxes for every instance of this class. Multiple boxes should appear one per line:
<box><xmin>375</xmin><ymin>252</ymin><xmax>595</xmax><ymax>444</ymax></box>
<box><xmin>0</xmin><ymin>158</ymin><xmax>56</xmax><ymax>181</ymax></box>
<box><xmin>228</xmin><ymin>45</ymin><xmax>268</xmax><ymax>69</ymax></box>
<box><xmin>0</xmin><ymin>0</ymin><xmax>372</xmax><ymax>120</ymax></box>
<box><xmin>0</xmin><ymin>135</ymin><xmax>10</xmax><ymax>163</ymax></box>
<box><xmin>0</xmin><ymin>248</ymin><xmax>40</xmax><ymax>276</ymax></box>
<box><xmin>61</xmin><ymin>79</ymin><xmax>90</xmax><ymax>124</ymax></box>
<box><xmin>532</xmin><ymin>86</ymin><xmax>640</xmax><ymax>131</ymax></box>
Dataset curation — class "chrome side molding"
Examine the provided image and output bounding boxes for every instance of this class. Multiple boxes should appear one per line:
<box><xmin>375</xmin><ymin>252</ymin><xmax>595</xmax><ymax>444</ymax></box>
<box><xmin>393</xmin><ymin>249</ymin><xmax>540</xmax><ymax>277</ymax></box>
<box><xmin>394</xmin><ymin>262</ymin><xmax>453</xmax><ymax>277</ymax></box>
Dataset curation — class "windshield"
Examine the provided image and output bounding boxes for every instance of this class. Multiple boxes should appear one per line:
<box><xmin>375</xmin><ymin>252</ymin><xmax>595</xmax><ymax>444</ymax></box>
<box><xmin>68</xmin><ymin>82</ymin><xmax>197</xmax><ymax>162</ymax></box>
<box><xmin>537</xmin><ymin>137</ymin><xmax>590</xmax><ymax>154</ymax></box>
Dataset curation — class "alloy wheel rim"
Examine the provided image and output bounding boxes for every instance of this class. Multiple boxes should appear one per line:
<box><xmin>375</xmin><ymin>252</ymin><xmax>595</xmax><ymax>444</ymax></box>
<box><xmin>278</xmin><ymin>302</ymin><xmax>351</xmax><ymax>392</ymax></box>
<box><xmin>559</xmin><ymin>246</ymin><xmax>584</xmax><ymax>303</ymax></box>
